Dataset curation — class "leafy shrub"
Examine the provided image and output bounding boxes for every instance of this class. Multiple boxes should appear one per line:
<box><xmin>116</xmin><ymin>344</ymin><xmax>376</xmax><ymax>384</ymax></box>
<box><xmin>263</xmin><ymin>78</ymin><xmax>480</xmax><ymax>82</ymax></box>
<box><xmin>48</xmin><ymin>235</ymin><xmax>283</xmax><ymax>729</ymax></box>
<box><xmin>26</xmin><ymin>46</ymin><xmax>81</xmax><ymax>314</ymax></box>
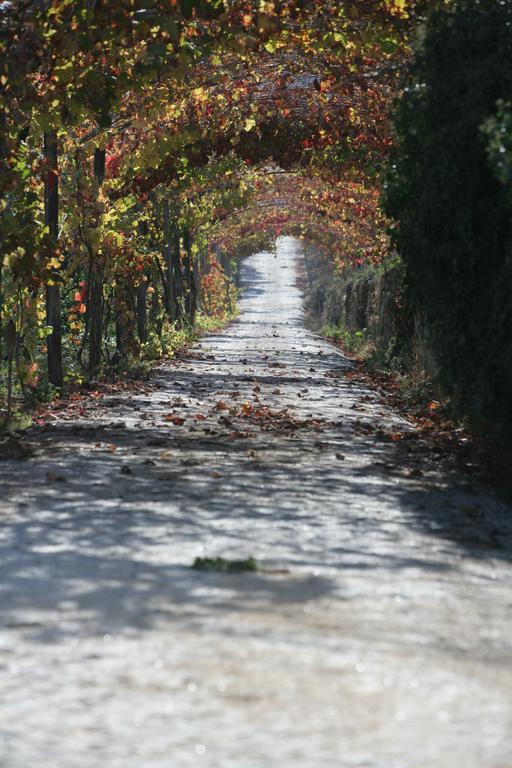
<box><xmin>385</xmin><ymin>0</ymin><xmax>512</xmax><ymax>452</ymax></box>
<box><xmin>323</xmin><ymin>322</ymin><xmax>367</xmax><ymax>354</ymax></box>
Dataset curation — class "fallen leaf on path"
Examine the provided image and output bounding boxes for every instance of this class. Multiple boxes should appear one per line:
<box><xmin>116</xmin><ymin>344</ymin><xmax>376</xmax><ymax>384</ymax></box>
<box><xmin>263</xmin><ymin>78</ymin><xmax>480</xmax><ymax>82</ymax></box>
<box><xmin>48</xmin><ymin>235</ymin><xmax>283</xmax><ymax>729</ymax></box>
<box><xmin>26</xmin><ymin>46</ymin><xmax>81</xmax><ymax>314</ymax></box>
<box><xmin>164</xmin><ymin>415</ymin><xmax>186</xmax><ymax>425</ymax></box>
<box><xmin>46</xmin><ymin>471</ymin><xmax>66</xmax><ymax>483</ymax></box>
<box><xmin>353</xmin><ymin>420</ymin><xmax>376</xmax><ymax>436</ymax></box>
<box><xmin>237</xmin><ymin>402</ymin><xmax>327</xmax><ymax>433</ymax></box>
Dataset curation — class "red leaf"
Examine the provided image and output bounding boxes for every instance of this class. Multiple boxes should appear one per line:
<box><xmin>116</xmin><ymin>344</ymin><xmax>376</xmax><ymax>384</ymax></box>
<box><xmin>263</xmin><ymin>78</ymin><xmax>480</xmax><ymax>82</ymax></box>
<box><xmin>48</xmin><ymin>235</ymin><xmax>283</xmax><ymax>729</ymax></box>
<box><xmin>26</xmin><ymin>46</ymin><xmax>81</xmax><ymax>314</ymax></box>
<box><xmin>164</xmin><ymin>414</ymin><xmax>185</xmax><ymax>425</ymax></box>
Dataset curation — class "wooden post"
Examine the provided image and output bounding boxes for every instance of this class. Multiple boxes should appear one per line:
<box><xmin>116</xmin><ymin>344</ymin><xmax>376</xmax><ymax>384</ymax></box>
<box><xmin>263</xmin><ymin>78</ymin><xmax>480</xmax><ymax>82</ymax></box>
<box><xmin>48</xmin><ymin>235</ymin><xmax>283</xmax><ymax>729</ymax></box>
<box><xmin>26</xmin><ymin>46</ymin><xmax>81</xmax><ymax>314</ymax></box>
<box><xmin>44</xmin><ymin>129</ymin><xmax>63</xmax><ymax>388</ymax></box>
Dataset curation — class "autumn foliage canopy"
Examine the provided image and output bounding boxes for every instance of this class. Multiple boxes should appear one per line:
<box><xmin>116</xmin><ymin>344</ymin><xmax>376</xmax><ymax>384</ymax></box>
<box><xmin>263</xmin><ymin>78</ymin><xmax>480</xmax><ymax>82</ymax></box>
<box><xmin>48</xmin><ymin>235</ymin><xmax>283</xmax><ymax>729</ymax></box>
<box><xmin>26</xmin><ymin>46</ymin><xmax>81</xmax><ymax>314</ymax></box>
<box><xmin>0</xmin><ymin>0</ymin><xmax>416</xmax><ymax>396</ymax></box>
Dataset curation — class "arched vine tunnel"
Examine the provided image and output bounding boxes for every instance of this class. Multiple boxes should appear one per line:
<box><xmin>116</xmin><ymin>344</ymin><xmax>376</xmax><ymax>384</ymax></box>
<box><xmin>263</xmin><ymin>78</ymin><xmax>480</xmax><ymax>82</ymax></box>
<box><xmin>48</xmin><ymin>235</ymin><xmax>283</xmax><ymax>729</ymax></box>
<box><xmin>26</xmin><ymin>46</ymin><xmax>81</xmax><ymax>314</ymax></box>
<box><xmin>1</xmin><ymin>2</ymin><xmax>512</xmax><ymax>766</ymax></box>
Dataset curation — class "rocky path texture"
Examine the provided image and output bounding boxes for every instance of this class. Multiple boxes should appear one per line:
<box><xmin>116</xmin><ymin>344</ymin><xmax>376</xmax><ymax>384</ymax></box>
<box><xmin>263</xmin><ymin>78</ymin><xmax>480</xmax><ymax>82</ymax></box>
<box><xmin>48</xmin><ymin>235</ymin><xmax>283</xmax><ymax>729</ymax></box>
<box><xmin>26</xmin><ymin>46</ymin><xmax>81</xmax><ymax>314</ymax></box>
<box><xmin>1</xmin><ymin>237</ymin><xmax>512</xmax><ymax>768</ymax></box>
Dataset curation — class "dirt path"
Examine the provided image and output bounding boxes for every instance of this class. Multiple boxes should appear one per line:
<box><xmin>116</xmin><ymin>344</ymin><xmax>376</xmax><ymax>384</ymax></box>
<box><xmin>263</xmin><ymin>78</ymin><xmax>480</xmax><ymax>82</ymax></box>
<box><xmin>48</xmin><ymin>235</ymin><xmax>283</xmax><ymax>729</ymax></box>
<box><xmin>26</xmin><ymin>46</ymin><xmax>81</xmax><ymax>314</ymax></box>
<box><xmin>1</xmin><ymin>237</ymin><xmax>512</xmax><ymax>768</ymax></box>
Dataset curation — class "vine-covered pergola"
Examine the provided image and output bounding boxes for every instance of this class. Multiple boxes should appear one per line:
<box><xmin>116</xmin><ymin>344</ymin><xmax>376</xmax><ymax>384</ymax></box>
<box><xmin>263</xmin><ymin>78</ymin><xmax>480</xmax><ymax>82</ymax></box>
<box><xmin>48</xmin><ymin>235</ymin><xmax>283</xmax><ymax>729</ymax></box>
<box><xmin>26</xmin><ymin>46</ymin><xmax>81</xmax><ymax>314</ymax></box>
<box><xmin>0</xmin><ymin>0</ymin><xmax>415</xmax><ymax>401</ymax></box>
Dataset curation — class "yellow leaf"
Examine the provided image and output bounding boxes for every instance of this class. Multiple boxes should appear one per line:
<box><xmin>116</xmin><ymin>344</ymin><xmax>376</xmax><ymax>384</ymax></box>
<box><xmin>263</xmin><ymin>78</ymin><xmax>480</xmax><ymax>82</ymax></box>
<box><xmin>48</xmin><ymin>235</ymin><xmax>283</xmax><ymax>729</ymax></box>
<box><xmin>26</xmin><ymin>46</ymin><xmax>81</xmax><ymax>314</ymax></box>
<box><xmin>192</xmin><ymin>87</ymin><xmax>208</xmax><ymax>103</ymax></box>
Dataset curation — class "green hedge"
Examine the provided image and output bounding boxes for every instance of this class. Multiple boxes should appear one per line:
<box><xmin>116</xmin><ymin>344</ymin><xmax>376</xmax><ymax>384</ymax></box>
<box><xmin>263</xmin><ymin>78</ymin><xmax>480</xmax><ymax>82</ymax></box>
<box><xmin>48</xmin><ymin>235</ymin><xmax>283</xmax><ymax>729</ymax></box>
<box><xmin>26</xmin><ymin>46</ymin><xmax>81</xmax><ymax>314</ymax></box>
<box><xmin>385</xmin><ymin>0</ymin><xmax>512</xmax><ymax>451</ymax></box>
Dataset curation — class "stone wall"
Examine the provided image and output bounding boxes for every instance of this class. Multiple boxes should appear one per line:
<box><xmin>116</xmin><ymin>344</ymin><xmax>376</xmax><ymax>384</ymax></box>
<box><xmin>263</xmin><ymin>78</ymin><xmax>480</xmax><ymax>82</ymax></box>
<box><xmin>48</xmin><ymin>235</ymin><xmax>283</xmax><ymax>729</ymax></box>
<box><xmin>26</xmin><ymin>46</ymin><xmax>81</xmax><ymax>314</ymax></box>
<box><xmin>303</xmin><ymin>246</ymin><xmax>437</xmax><ymax>378</ymax></box>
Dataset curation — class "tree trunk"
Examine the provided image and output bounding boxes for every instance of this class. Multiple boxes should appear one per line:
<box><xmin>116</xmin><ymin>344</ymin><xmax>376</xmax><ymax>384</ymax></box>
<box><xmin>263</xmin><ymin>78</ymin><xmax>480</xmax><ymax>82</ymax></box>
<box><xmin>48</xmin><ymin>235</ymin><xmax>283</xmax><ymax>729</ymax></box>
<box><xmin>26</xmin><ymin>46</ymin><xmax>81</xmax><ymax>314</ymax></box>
<box><xmin>44</xmin><ymin>129</ymin><xmax>63</xmax><ymax>388</ymax></box>
<box><xmin>88</xmin><ymin>270</ymin><xmax>103</xmax><ymax>375</ymax></box>
<box><xmin>136</xmin><ymin>280</ymin><xmax>148</xmax><ymax>343</ymax></box>
<box><xmin>149</xmin><ymin>264</ymin><xmax>162</xmax><ymax>336</ymax></box>
<box><xmin>224</xmin><ymin>253</ymin><xmax>234</xmax><ymax>313</ymax></box>
<box><xmin>0</xmin><ymin>252</ymin><xmax>3</xmax><ymax>362</ymax></box>
<box><xmin>115</xmin><ymin>279</ymin><xmax>136</xmax><ymax>358</ymax></box>
<box><xmin>135</xmin><ymin>218</ymin><xmax>148</xmax><ymax>343</ymax></box>
<box><xmin>88</xmin><ymin>148</ymin><xmax>106</xmax><ymax>377</ymax></box>
<box><xmin>0</xmin><ymin>110</ymin><xmax>5</xmax><ymax>361</ymax></box>
<box><xmin>173</xmin><ymin>227</ymin><xmax>183</xmax><ymax>322</ymax></box>
<box><xmin>183</xmin><ymin>228</ymin><xmax>191</xmax><ymax>318</ymax></box>
<box><xmin>115</xmin><ymin>282</ymin><xmax>128</xmax><ymax>358</ymax></box>
<box><xmin>161</xmin><ymin>202</ymin><xmax>170</xmax><ymax>314</ymax></box>
<box><xmin>193</xmin><ymin>249</ymin><xmax>200</xmax><ymax>314</ymax></box>
<box><xmin>5</xmin><ymin>320</ymin><xmax>16</xmax><ymax>420</ymax></box>
<box><xmin>183</xmin><ymin>228</ymin><xmax>197</xmax><ymax>323</ymax></box>
<box><xmin>196</xmin><ymin>249</ymin><xmax>206</xmax><ymax>312</ymax></box>
<box><xmin>161</xmin><ymin>206</ymin><xmax>183</xmax><ymax>325</ymax></box>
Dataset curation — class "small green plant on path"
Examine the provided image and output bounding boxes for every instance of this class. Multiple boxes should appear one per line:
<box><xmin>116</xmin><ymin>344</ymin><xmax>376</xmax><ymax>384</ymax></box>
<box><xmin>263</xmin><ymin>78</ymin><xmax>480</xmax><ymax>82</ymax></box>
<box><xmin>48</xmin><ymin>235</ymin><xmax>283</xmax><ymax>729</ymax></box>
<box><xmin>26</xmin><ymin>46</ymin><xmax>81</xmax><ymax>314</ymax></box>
<box><xmin>192</xmin><ymin>556</ymin><xmax>258</xmax><ymax>573</ymax></box>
